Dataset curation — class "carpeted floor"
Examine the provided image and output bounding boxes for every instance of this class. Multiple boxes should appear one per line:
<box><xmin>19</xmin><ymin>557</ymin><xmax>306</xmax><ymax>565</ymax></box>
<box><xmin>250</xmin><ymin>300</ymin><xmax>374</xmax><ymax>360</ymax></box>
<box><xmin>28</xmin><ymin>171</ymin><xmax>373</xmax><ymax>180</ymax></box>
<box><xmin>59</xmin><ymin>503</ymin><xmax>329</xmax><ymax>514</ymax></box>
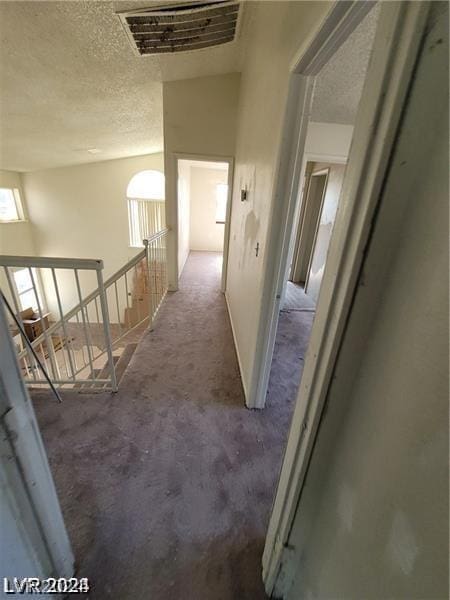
<box><xmin>31</xmin><ymin>252</ymin><xmax>313</xmax><ymax>600</ymax></box>
<box><xmin>283</xmin><ymin>281</ymin><xmax>316</xmax><ymax>312</ymax></box>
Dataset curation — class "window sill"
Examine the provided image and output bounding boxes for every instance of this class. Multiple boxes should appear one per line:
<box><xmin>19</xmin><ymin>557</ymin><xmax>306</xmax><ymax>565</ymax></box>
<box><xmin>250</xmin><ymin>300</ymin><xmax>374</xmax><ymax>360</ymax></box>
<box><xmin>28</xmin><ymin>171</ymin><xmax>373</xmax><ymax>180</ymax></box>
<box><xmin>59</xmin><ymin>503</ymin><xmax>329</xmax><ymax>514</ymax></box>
<box><xmin>0</xmin><ymin>219</ymin><xmax>27</xmax><ymax>224</ymax></box>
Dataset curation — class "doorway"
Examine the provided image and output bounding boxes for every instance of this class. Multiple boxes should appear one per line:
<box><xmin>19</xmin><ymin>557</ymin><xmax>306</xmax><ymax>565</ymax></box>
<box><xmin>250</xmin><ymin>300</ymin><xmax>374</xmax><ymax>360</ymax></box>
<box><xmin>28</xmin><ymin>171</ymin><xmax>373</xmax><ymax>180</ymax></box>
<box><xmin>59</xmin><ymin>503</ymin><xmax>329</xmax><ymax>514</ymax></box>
<box><xmin>261</xmin><ymin>0</ymin><xmax>432</xmax><ymax>593</ymax></box>
<box><xmin>176</xmin><ymin>157</ymin><xmax>233</xmax><ymax>292</ymax></box>
<box><xmin>263</xmin><ymin>4</ymin><xmax>379</xmax><ymax>414</ymax></box>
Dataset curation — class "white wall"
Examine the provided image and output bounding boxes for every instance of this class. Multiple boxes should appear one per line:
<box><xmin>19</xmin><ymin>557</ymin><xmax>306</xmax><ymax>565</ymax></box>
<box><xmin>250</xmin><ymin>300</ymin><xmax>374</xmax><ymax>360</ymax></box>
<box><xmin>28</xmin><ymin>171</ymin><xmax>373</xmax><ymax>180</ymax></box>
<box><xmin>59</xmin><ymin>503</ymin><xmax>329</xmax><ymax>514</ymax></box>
<box><xmin>189</xmin><ymin>166</ymin><xmax>227</xmax><ymax>252</ymax></box>
<box><xmin>22</xmin><ymin>153</ymin><xmax>164</xmax><ymax>315</ymax></box>
<box><xmin>225</xmin><ymin>1</ymin><xmax>332</xmax><ymax>397</ymax></box>
<box><xmin>304</xmin><ymin>122</ymin><xmax>354</xmax><ymax>160</ymax></box>
<box><xmin>177</xmin><ymin>160</ymin><xmax>191</xmax><ymax>275</ymax></box>
<box><xmin>162</xmin><ymin>73</ymin><xmax>240</xmax><ymax>288</ymax></box>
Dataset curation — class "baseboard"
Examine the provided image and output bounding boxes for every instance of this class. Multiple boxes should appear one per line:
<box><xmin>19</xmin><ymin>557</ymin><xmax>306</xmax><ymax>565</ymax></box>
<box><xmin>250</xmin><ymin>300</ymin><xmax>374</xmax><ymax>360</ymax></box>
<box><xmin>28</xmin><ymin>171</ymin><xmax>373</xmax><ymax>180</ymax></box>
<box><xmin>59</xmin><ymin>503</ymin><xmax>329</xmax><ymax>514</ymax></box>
<box><xmin>224</xmin><ymin>291</ymin><xmax>248</xmax><ymax>403</ymax></box>
<box><xmin>178</xmin><ymin>250</ymin><xmax>189</xmax><ymax>278</ymax></box>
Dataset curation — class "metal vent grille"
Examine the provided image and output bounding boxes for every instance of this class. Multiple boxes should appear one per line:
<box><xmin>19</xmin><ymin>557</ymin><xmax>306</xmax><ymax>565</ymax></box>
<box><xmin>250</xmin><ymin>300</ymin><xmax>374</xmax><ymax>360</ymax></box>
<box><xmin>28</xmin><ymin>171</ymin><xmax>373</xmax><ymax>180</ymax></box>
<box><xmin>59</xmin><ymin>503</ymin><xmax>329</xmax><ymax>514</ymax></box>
<box><xmin>118</xmin><ymin>1</ymin><xmax>240</xmax><ymax>56</ymax></box>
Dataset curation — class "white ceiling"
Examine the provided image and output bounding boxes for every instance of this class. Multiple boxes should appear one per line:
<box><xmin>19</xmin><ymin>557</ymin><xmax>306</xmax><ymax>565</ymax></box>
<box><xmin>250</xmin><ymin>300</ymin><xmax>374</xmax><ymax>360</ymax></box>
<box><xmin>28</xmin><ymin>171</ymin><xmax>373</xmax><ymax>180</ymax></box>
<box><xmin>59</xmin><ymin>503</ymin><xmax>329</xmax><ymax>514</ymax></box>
<box><xmin>311</xmin><ymin>4</ymin><xmax>380</xmax><ymax>125</ymax></box>
<box><xmin>0</xmin><ymin>1</ymin><xmax>248</xmax><ymax>172</ymax></box>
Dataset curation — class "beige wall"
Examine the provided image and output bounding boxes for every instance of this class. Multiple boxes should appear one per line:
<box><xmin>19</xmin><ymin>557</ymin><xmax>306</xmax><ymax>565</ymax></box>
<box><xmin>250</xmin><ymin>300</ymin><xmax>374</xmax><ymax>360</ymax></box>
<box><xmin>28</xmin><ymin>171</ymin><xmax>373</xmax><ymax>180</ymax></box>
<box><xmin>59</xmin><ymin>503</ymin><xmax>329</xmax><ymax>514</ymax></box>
<box><xmin>0</xmin><ymin>170</ymin><xmax>36</xmax><ymax>256</ymax></box>
<box><xmin>189</xmin><ymin>166</ymin><xmax>227</xmax><ymax>252</ymax></box>
<box><xmin>22</xmin><ymin>153</ymin><xmax>164</xmax><ymax>314</ymax></box>
<box><xmin>23</xmin><ymin>153</ymin><xmax>163</xmax><ymax>275</ymax></box>
<box><xmin>305</xmin><ymin>122</ymin><xmax>353</xmax><ymax>159</ymax></box>
<box><xmin>177</xmin><ymin>160</ymin><xmax>191</xmax><ymax>275</ymax></box>
<box><xmin>162</xmin><ymin>73</ymin><xmax>240</xmax><ymax>288</ymax></box>
<box><xmin>225</xmin><ymin>1</ymin><xmax>332</xmax><ymax>397</ymax></box>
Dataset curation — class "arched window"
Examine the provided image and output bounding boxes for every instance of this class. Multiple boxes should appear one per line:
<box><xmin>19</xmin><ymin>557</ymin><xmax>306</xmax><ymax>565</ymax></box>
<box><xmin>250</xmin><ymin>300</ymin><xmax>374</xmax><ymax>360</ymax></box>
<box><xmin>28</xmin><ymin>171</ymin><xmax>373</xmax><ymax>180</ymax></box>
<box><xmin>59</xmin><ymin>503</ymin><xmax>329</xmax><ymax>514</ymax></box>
<box><xmin>127</xmin><ymin>170</ymin><xmax>165</xmax><ymax>247</ymax></box>
<box><xmin>127</xmin><ymin>170</ymin><xmax>165</xmax><ymax>201</ymax></box>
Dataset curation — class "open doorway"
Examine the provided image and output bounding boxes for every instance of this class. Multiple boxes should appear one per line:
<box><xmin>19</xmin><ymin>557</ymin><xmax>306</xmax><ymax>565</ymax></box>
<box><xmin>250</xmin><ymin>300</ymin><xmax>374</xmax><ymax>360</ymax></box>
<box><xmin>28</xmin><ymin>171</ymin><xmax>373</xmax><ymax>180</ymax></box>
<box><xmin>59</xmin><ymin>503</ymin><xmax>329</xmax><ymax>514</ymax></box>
<box><xmin>288</xmin><ymin>161</ymin><xmax>347</xmax><ymax>305</ymax></box>
<box><xmin>264</xmin><ymin>4</ymin><xmax>380</xmax><ymax>411</ymax></box>
<box><xmin>176</xmin><ymin>157</ymin><xmax>232</xmax><ymax>291</ymax></box>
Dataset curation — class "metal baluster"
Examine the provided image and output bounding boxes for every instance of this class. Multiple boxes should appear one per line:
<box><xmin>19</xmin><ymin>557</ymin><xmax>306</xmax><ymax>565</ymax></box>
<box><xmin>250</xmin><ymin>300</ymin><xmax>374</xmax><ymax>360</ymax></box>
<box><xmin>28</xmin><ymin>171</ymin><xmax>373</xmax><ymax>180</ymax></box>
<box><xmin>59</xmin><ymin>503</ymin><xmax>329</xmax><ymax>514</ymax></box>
<box><xmin>143</xmin><ymin>239</ymin><xmax>152</xmax><ymax>325</ymax></box>
<box><xmin>74</xmin><ymin>311</ymin><xmax>87</xmax><ymax>367</ymax></box>
<box><xmin>84</xmin><ymin>300</ymin><xmax>97</xmax><ymax>361</ymax></box>
<box><xmin>154</xmin><ymin>238</ymin><xmax>159</xmax><ymax>310</ymax></box>
<box><xmin>157</xmin><ymin>236</ymin><xmax>162</xmax><ymax>307</ymax></box>
<box><xmin>28</xmin><ymin>267</ymin><xmax>60</xmax><ymax>381</ymax></box>
<box><xmin>124</xmin><ymin>271</ymin><xmax>131</xmax><ymax>329</ymax></box>
<box><xmin>163</xmin><ymin>233</ymin><xmax>168</xmax><ymax>292</ymax></box>
<box><xmin>38</xmin><ymin>342</ymin><xmax>47</xmax><ymax>377</ymax></box>
<box><xmin>51</xmin><ymin>268</ymin><xmax>76</xmax><ymax>381</ymax></box>
<box><xmin>134</xmin><ymin>264</ymin><xmax>141</xmax><ymax>324</ymax></box>
<box><xmin>152</xmin><ymin>240</ymin><xmax>158</xmax><ymax>315</ymax></box>
<box><xmin>114</xmin><ymin>281</ymin><xmax>122</xmax><ymax>337</ymax></box>
<box><xmin>96</xmin><ymin>269</ymin><xmax>117</xmax><ymax>392</ymax></box>
<box><xmin>74</xmin><ymin>269</ymin><xmax>95</xmax><ymax>380</ymax></box>
<box><xmin>57</xmin><ymin>331</ymin><xmax>69</xmax><ymax>379</ymax></box>
<box><xmin>3</xmin><ymin>266</ymin><xmax>38</xmax><ymax>381</ymax></box>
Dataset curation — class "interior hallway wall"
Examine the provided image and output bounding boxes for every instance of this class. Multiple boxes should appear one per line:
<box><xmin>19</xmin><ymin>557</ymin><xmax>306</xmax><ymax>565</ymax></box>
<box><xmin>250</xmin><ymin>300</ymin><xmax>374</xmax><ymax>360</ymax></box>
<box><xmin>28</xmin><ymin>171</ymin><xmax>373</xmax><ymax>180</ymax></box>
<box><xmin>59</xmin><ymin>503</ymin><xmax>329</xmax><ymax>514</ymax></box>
<box><xmin>189</xmin><ymin>166</ymin><xmax>227</xmax><ymax>252</ymax></box>
<box><xmin>177</xmin><ymin>160</ymin><xmax>191</xmax><ymax>276</ymax></box>
<box><xmin>162</xmin><ymin>73</ymin><xmax>240</xmax><ymax>288</ymax></box>
<box><xmin>22</xmin><ymin>153</ymin><xmax>164</xmax><ymax>315</ymax></box>
<box><xmin>225</xmin><ymin>1</ymin><xmax>332</xmax><ymax>399</ymax></box>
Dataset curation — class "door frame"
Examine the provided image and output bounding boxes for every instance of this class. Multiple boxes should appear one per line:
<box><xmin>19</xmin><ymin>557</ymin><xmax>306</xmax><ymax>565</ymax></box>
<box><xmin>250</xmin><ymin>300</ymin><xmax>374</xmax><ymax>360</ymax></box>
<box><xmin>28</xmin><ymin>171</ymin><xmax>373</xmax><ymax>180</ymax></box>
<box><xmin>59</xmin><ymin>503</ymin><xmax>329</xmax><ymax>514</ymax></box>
<box><xmin>259</xmin><ymin>0</ymin><xmax>430</xmax><ymax>594</ymax></box>
<box><xmin>247</xmin><ymin>1</ymin><xmax>378</xmax><ymax>411</ymax></box>
<box><xmin>289</xmin><ymin>154</ymin><xmax>348</xmax><ymax>285</ymax></box>
<box><xmin>298</xmin><ymin>166</ymin><xmax>330</xmax><ymax>291</ymax></box>
<box><xmin>172</xmin><ymin>152</ymin><xmax>234</xmax><ymax>293</ymax></box>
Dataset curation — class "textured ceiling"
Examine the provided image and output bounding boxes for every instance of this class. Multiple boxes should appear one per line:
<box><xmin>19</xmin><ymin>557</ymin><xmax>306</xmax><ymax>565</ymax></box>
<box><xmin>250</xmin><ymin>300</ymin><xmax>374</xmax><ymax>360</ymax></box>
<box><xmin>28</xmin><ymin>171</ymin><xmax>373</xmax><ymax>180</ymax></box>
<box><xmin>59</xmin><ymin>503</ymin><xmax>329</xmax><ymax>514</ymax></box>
<box><xmin>311</xmin><ymin>4</ymin><xmax>380</xmax><ymax>125</ymax></box>
<box><xmin>0</xmin><ymin>1</ymin><xmax>247</xmax><ymax>172</ymax></box>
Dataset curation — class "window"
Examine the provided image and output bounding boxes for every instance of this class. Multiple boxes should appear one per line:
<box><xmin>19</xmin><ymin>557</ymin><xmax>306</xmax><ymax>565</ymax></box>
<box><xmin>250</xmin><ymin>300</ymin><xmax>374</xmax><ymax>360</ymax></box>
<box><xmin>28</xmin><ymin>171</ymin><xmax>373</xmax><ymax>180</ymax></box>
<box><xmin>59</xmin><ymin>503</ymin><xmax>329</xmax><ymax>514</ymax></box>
<box><xmin>13</xmin><ymin>268</ymin><xmax>39</xmax><ymax>312</ymax></box>
<box><xmin>215</xmin><ymin>183</ymin><xmax>228</xmax><ymax>224</ymax></box>
<box><xmin>127</xmin><ymin>170</ymin><xmax>165</xmax><ymax>247</ymax></box>
<box><xmin>0</xmin><ymin>188</ymin><xmax>24</xmax><ymax>222</ymax></box>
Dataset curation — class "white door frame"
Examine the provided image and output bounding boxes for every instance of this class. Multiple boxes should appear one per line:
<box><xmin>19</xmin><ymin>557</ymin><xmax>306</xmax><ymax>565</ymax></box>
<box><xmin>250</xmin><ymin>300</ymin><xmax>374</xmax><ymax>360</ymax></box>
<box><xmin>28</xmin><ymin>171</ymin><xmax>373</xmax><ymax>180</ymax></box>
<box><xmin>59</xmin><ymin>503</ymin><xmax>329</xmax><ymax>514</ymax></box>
<box><xmin>287</xmin><ymin>153</ymin><xmax>347</xmax><ymax>288</ymax></box>
<box><xmin>260</xmin><ymin>1</ymin><xmax>430</xmax><ymax>594</ymax></box>
<box><xmin>172</xmin><ymin>152</ymin><xmax>234</xmax><ymax>293</ymax></box>
<box><xmin>246</xmin><ymin>0</ymin><xmax>377</xmax><ymax>410</ymax></box>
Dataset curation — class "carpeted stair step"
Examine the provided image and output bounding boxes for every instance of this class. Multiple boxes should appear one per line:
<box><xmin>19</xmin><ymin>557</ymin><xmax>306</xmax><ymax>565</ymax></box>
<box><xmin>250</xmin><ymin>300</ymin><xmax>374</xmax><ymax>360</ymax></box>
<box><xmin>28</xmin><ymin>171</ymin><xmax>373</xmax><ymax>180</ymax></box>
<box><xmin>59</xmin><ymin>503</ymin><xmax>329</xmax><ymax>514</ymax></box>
<box><xmin>114</xmin><ymin>343</ymin><xmax>138</xmax><ymax>385</ymax></box>
<box><xmin>93</xmin><ymin>355</ymin><xmax>120</xmax><ymax>388</ymax></box>
<box><xmin>74</xmin><ymin>367</ymin><xmax>102</xmax><ymax>390</ymax></box>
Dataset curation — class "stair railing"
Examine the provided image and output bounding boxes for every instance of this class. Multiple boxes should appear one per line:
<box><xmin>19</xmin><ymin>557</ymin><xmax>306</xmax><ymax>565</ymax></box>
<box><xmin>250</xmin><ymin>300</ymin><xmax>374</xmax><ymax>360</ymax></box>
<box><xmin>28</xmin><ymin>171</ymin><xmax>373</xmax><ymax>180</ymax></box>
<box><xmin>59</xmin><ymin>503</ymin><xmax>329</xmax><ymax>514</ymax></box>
<box><xmin>0</xmin><ymin>228</ymin><xmax>169</xmax><ymax>392</ymax></box>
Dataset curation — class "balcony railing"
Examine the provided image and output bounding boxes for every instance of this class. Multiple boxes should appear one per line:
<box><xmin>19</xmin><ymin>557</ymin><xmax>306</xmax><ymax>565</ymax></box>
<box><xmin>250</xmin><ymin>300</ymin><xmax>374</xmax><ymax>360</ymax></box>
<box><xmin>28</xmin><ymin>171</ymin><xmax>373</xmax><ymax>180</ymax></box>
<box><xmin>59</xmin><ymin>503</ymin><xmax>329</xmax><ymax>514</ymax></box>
<box><xmin>0</xmin><ymin>229</ymin><xmax>169</xmax><ymax>392</ymax></box>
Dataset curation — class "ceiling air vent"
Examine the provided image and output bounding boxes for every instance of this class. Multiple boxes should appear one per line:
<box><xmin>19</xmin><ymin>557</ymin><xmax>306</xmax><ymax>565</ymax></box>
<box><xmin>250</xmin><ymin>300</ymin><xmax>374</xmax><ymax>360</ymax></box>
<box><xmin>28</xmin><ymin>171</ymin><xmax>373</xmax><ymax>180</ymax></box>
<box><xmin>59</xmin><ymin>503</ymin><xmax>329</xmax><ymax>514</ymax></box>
<box><xmin>117</xmin><ymin>1</ymin><xmax>240</xmax><ymax>56</ymax></box>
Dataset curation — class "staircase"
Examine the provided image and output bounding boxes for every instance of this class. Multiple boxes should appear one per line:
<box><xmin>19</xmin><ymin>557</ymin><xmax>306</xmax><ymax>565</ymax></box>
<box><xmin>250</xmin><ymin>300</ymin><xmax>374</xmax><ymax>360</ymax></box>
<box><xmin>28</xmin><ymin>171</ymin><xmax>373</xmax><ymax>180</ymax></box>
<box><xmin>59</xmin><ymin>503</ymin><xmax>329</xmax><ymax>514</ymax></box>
<box><xmin>74</xmin><ymin>343</ymin><xmax>138</xmax><ymax>391</ymax></box>
<box><xmin>0</xmin><ymin>229</ymin><xmax>168</xmax><ymax>393</ymax></box>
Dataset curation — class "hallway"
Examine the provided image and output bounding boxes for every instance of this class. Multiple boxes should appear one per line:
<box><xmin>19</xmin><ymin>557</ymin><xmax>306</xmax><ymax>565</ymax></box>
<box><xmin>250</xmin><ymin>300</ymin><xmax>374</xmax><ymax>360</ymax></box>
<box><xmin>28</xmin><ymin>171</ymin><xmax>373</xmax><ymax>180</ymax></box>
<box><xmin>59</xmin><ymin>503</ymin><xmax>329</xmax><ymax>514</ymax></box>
<box><xmin>31</xmin><ymin>252</ymin><xmax>298</xmax><ymax>600</ymax></box>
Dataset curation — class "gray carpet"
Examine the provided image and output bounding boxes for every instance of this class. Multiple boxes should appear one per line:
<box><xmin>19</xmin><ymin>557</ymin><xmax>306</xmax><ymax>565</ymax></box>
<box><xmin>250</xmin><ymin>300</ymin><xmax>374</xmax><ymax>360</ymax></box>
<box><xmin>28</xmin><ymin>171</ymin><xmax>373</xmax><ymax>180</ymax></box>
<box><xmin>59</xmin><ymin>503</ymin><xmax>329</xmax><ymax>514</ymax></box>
<box><xmin>31</xmin><ymin>252</ymin><xmax>312</xmax><ymax>600</ymax></box>
<box><xmin>282</xmin><ymin>281</ymin><xmax>316</xmax><ymax>312</ymax></box>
